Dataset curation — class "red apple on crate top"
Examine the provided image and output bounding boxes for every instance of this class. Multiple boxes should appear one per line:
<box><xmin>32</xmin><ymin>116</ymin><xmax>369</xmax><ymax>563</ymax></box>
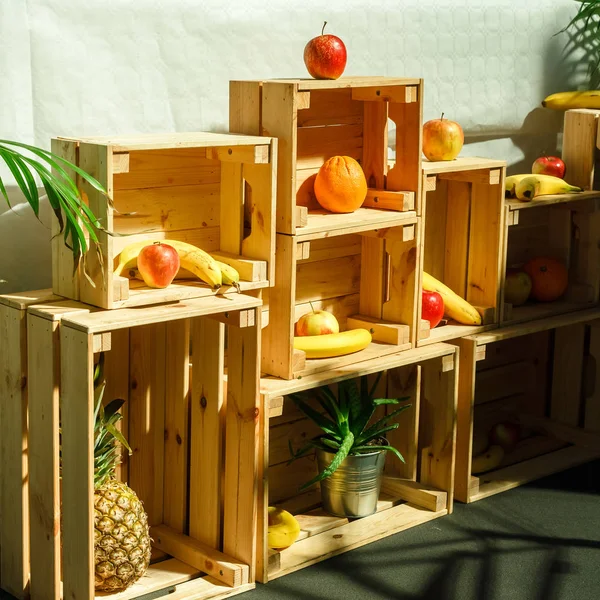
<box><xmin>295</xmin><ymin>305</ymin><xmax>340</xmax><ymax>336</ymax></box>
<box><xmin>532</xmin><ymin>155</ymin><xmax>565</xmax><ymax>179</ymax></box>
<box><xmin>137</xmin><ymin>242</ymin><xmax>180</xmax><ymax>289</ymax></box>
<box><xmin>422</xmin><ymin>113</ymin><xmax>464</xmax><ymax>161</ymax></box>
<box><xmin>304</xmin><ymin>22</ymin><xmax>347</xmax><ymax>80</ymax></box>
<box><xmin>490</xmin><ymin>421</ymin><xmax>521</xmax><ymax>453</ymax></box>
<box><xmin>421</xmin><ymin>290</ymin><xmax>444</xmax><ymax>328</ymax></box>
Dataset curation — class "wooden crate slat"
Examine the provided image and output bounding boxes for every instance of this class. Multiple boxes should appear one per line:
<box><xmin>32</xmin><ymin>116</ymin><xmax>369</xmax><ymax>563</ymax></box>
<box><xmin>585</xmin><ymin>321</ymin><xmax>600</xmax><ymax>432</ymax></box>
<box><xmin>562</xmin><ymin>109</ymin><xmax>600</xmax><ymax>190</ymax></box>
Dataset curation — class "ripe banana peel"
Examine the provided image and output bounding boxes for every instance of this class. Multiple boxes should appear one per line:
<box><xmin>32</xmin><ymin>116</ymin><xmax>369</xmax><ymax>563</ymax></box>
<box><xmin>505</xmin><ymin>174</ymin><xmax>531</xmax><ymax>198</ymax></box>
<box><xmin>293</xmin><ymin>329</ymin><xmax>372</xmax><ymax>359</ymax></box>
<box><xmin>422</xmin><ymin>272</ymin><xmax>482</xmax><ymax>325</ymax></box>
<box><xmin>215</xmin><ymin>260</ymin><xmax>241</xmax><ymax>290</ymax></box>
<box><xmin>268</xmin><ymin>507</ymin><xmax>301</xmax><ymax>550</ymax></box>
<box><xmin>114</xmin><ymin>240</ymin><xmax>223</xmax><ymax>289</ymax></box>
<box><xmin>515</xmin><ymin>175</ymin><xmax>581</xmax><ymax>201</ymax></box>
<box><xmin>471</xmin><ymin>445</ymin><xmax>504</xmax><ymax>475</ymax></box>
<box><xmin>542</xmin><ymin>90</ymin><xmax>600</xmax><ymax>110</ymax></box>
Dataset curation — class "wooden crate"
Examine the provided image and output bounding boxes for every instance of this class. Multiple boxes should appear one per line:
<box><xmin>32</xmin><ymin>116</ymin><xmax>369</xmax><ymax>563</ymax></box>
<box><xmin>0</xmin><ymin>290</ymin><xmax>62</xmax><ymax>600</ymax></box>
<box><xmin>417</xmin><ymin>158</ymin><xmax>506</xmax><ymax>345</ymax></box>
<box><xmin>52</xmin><ymin>132</ymin><xmax>277</xmax><ymax>309</ymax></box>
<box><xmin>562</xmin><ymin>108</ymin><xmax>600</xmax><ymax>190</ymax></box>
<box><xmin>503</xmin><ymin>193</ymin><xmax>600</xmax><ymax>324</ymax></box>
<box><xmin>230</xmin><ymin>77</ymin><xmax>423</xmax><ymax>235</ymax></box>
<box><xmin>25</xmin><ymin>293</ymin><xmax>263</xmax><ymax>600</ymax></box>
<box><xmin>454</xmin><ymin>308</ymin><xmax>600</xmax><ymax>503</ymax></box>
<box><xmin>257</xmin><ymin>343</ymin><xmax>457</xmax><ymax>582</ymax></box>
<box><xmin>262</xmin><ymin>216</ymin><xmax>419</xmax><ymax>379</ymax></box>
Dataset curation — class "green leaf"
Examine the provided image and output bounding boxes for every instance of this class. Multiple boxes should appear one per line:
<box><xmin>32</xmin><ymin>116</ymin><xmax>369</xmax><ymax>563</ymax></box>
<box><xmin>320</xmin><ymin>437</ymin><xmax>341</xmax><ymax>450</ymax></box>
<box><xmin>357</xmin><ymin>404</ymin><xmax>411</xmax><ymax>445</ymax></box>
<box><xmin>372</xmin><ymin>398</ymin><xmax>402</xmax><ymax>406</ymax></box>
<box><xmin>104</xmin><ymin>398</ymin><xmax>125</xmax><ymax>421</ymax></box>
<box><xmin>353</xmin><ymin>444</ymin><xmax>405</xmax><ymax>463</ymax></box>
<box><xmin>289</xmin><ymin>393</ymin><xmax>341</xmax><ymax>439</ymax></box>
<box><xmin>368</xmin><ymin>370</ymin><xmax>383</xmax><ymax>400</ymax></box>
<box><xmin>0</xmin><ymin>149</ymin><xmax>33</xmax><ymax>211</ymax></box>
<box><xmin>300</xmin><ymin>431</ymin><xmax>354</xmax><ymax>490</ymax></box>
<box><xmin>105</xmin><ymin>421</ymin><xmax>132</xmax><ymax>455</ymax></box>
<box><xmin>356</xmin><ymin>423</ymin><xmax>399</xmax><ymax>445</ymax></box>
<box><xmin>317</xmin><ymin>386</ymin><xmax>342</xmax><ymax>423</ymax></box>
<box><xmin>0</xmin><ymin>174</ymin><xmax>11</xmax><ymax>207</ymax></box>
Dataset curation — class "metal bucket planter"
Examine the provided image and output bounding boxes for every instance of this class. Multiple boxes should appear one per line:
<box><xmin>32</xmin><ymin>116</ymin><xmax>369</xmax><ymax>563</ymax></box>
<box><xmin>316</xmin><ymin>445</ymin><xmax>387</xmax><ymax>518</ymax></box>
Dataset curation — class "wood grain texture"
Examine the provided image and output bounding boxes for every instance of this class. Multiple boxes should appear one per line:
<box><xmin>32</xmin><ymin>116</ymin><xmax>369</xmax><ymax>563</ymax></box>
<box><xmin>562</xmin><ymin>109</ymin><xmax>599</xmax><ymax>190</ymax></box>
<box><xmin>443</xmin><ymin>181</ymin><xmax>470</xmax><ymax>298</ymax></box>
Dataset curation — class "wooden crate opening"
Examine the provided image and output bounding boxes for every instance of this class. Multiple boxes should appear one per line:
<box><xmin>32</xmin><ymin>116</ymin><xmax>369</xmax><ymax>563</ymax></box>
<box><xmin>261</xmin><ymin>218</ymin><xmax>419</xmax><ymax>380</ymax></box>
<box><xmin>418</xmin><ymin>158</ymin><xmax>506</xmax><ymax>345</ymax></box>
<box><xmin>52</xmin><ymin>133</ymin><xmax>277</xmax><ymax>309</ymax></box>
<box><xmin>25</xmin><ymin>295</ymin><xmax>262</xmax><ymax>600</ymax></box>
<box><xmin>258</xmin><ymin>344</ymin><xmax>457</xmax><ymax>582</ymax></box>
<box><xmin>455</xmin><ymin>309</ymin><xmax>600</xmax><ymax>503</ymax></box>
<box><xmin>230</xmin><ymin>77</ymin><xmax>423</xmax><ymax>235</ymax></box>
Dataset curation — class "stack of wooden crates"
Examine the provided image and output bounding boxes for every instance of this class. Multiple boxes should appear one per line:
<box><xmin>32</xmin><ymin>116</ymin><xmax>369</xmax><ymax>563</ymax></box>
<box><xmin>1</xmin><ymin>80</ymin><xmax>599</xmax><ymax>600</ymax></box>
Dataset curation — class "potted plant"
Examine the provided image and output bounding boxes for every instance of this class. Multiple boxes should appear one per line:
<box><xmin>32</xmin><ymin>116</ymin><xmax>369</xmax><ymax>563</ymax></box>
<box><xmin>0</xmin><ymin>139</ymin><xmax>108</xmax><ymax>276</ymax></box>
<box><xmin>289</xmin><ymin>372</ymin><xmax>411</xmax><ymax>518</ymax></box>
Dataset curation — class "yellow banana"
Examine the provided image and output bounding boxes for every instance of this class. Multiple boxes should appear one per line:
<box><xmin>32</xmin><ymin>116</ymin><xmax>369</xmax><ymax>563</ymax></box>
<box><xmin>268</xmin><ymin>507</ymin><xmax>301</xmax><ymax>550</ymax></box>
<box><xmin>422</xmin><ymin>272</ymin><xmax>482</xmax><ymax>325</ymax></box>
<box><xmin>515</xmin><ymin>175</ymin><xmax>581</xmax><ymax>202</ymax></box>
<box><xmin>215</xmin><ymin>260</ymin><xmax>241</xmax><ymax>291</ymax></box>
<box><xmin>115</xmin><ymin>240</ymin><xmax>222</xmax><ymax>289</ymax></box>
<box><xmin>542</xmin><ymin>90</ymin><xmax>600</xmax><ymax>110</ymax></box>
<box><xmin>471</xmin><ymin>445</ymin><xmax>504</xmax><ymax>475</ymax></box>
<box><xmin>505</xmin><ymin>174</ymin><xmax>530</xmax><ymax>198</ymax></box>
<box><xmin>293</xmin><ymin>329</ymin><xmax>372</xmax><ymax>359</ymax></box>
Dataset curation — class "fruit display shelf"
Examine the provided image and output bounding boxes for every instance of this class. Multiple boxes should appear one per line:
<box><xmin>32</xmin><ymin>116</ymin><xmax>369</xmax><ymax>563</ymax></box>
<box><xmin>262</xmin><ymin>216</ymin><xmax>419</xmax><ymax>380</ymax></box>
<box><xmin>257</xmin><ymin>343</ymin><xmax>457</xmax><ymax>583</ymax></box>
<box><xmin>230</xmin><ymin>77</ymin><xmax>423</xmax><ymax>235</ymax></box>
<box><xmin>417</xmin><ymin>157</ymin><xmax>507</xmax><ymax>346</ymax></box>
<box><xmin>51</xmin><ymin>132</ymin><xmax>277</xmax><ymax>309</ymax></box>
<box><xmin>502</xmin><ymin>191</ymin><xmax>600</xmax><ymax>325</ymax></box>
<box><xmin>454</xmin><ymin>307</ymin><xmax>600</xmax><ymax>504</ymax></box>
<box><xmin>21</xmin><ymin>293</ymin><xmax>263</xmax><ymax>600</ymax></box>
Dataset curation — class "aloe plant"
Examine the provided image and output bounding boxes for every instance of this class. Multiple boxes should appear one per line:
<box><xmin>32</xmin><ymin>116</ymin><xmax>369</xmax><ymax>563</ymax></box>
<box><xmin>0</xmin><ymin>140</ymin><xmax>108</xmax><ymax>271</ymax></box>
<box><xmin>288</xmin><ymin>372</ymin><xmax>411</xmax><ymax>490</ymax></box>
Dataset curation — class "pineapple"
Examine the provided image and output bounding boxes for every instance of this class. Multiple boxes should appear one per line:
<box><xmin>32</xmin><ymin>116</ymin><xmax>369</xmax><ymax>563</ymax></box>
<box><xmin>92</xmin><ymin>356</ymin><xmax>151</xmax><ymax>592</ymax></box>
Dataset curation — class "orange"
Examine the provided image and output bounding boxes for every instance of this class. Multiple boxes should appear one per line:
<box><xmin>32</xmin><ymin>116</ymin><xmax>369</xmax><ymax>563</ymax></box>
<box><xmin>314</xmin><ymin>156</ymin><xmax>367</xmax><ymax>213</ymax></box>
<box><xmin>523</xmin><ymin>257</ymin><xmax>568</xmax><ymax>302</ymax></box>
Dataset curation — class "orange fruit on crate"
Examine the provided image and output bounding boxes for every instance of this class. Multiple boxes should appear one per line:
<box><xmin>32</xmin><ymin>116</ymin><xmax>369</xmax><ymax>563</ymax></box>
<box><xmin>314</xmin><ymin>156</ymin><xmax>367</xmax><ymax>213</ymax></box>
<box><xmin>523</xmin><ymin>257</ymin><xmax>568</xmax><ymax>302</ymax></box>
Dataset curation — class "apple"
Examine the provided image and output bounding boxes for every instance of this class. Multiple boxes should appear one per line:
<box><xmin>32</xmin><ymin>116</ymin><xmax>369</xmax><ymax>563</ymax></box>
<box><xmin>489</xmin><ymin>422</ymin><xmax>521</xmax><ymax>453</ymax></box>
<box><xmin>303</xmin><ymin>22</ymin><xmax>347</xmax><ymax>80</ymax></box>
<box><xmin>137</xmin><ymin>242</ymin><xmax>180</xmax><ymax>289</ymax></box>
<box><xmin>532</xmin><ymin>155</ymin><xmax>565</xmax><ymax>179</ymax></box>
<box><xmin>295</xmin><ymin>307</ymin><xmax>339</xmax><ymax>336</ymax></box>
<box><xmin>422</xmin><ymin>113</ymin><xmax>464</xmax><ymax>161</ymax></box>
<box><xmin>504</xmin><ymin>269</ymin><xmax>532</xmax><ymax>306</ymax></box>
<box><xmin>421</xmin><ymin>290</ymin><xmax>444</xmax><ymax>328</ymax></box>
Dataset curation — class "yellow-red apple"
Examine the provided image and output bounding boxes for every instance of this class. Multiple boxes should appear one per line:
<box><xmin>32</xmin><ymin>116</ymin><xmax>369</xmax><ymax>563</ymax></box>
<box><xmin>423</xmin><ymin>113</ymin><xmax>464</xmax><ymax>161</ymax></box>
<box><xmin>295</xmin><ymin>308</ymin><xmax>339</xmax><ymax>336</ymax></box>
<box><xmin>137</xmin><ymin>242</ymin><xmax>180</xmax><ymax>289</ymax></box>
<box><xmin>304</xmin><ymin>22</ymin><xmax>347</xmax><ymax>80</ymax></box>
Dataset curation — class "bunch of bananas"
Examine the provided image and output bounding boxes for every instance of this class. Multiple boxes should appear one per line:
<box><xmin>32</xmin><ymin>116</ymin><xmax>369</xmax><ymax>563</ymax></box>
<box><xmin>542</xmin><ymin>91</ymin><xmax>600</xmax><ymax>110</ymax></box>
<box><xmin>505</xmin><ymin>174</ymin><xmax>581</xmax><ymax>202</ymax></box>
<box><xmin>114</xmin><ymin>240</ymin><xmax>241</xmax><ymax>290</ymax></box>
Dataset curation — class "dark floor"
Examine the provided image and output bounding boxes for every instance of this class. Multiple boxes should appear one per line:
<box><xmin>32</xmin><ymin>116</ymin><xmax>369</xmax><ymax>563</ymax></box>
<box><xmin>245</xmin><ymin>460</ymin><xmax>600</xmax><ymax>600</ymax></box>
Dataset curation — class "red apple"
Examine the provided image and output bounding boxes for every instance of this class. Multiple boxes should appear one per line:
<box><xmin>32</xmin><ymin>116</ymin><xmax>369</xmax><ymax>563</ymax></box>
<box><xmin>532</xmin><ymin>156</ymin><xmax>565</xmax><ymax>179</ymax></box>
<box><xmin>303</xmin><ymin>22</ymin><xmax>347</xmax><ymax>80</ymax></box>
<box><xmin>295</xmin><ymin>308</ymin><xmax>339</xmax><ymax>336</ymax></box>
<box><xmin>421</xmin><ymin>290</ymin><xmax>444</xmax><ymax>328</ymax></box>
<box><xmin>489</xmin><ymin>422</ymin><xmax>521</xmax><ymax>453</ymax></box>
<box><xmin>422</xmin><ymin>113</ymin><xmax>464</xmax><ymax>161</ymax></box>
<box><xmin>137</xmin><ymin>242</ymin><xmax>180</xmax><ymax>289</ymax></box>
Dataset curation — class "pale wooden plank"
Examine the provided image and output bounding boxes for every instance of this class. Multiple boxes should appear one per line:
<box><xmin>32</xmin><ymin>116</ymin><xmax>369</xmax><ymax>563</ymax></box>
<box><xmin>380</xmin><ymin>478</ymin><xmax>447</xmax><ymax>512</ymax></box>
<box><xmin>0</xmin><ymin>289</ymin><xmax>60</xmax><ymax>310</ymax></box>
<box><xmin>585</xmin><ymin>321</ymin><xmax>600</xmax><ymax>432</ymax></box>
<box><xmin>27</xmin><ymin>315</ymin><xmax>61</xmax><ymax>600</ymax></box>
<box><xmin>443</xmin><ymin>181</ymin><xmax>470</xmax><ymax>297</ymax></box>
<box><xmin>562</xmin><ymin>109</ymin><xmax>599</xmax><ymax>190</ymax></box>
<box><xmin>189</xmin><ymin>317</ymin><xmax>225</xmax><ymax>548</ymax></box>
<box><xmin>422</xmin><ymin>157</ymin><xmax>506</xmax><ymax>174</ymax></box>
<box><xmin>223</xmin><ymin>310</ymin><xmax>261</xmax><ymax>579</ymax></box>
<box><xmin>60</xmin><ymin>326</ymin><xmax>95</xmax><ymax>600</ymax></box>
<box><xmin>0</xmin><ymin>305</ymin><xmax>29</xmax><ymax>599</ymax></box>
<box><xmin>163</xmin><ymin>320</ymin><xmax>191</xmax><ymax>532</ymax></box>
<box><xmin>296</xmin><ymin>123</ymin><xmax>363</xmax><ymax>170</ymax></box>
<box><xmin>358</xmin><ymin>235</ymin><xmax>385</xmax><ymax>319</ymax></box>
<box><xmin>505</xmin><ymin>190</ymin><xmax>600</xmax><ymax>212</ymax></box>
<box><xmin>219</xmin><ymin>162</ymin><xmax>244</xmax><ymax>256</ymax></box>
<box><xmin>229</xmin><ymin>80</ymin><xmax>262</xmax><ymax>136</ymax></box>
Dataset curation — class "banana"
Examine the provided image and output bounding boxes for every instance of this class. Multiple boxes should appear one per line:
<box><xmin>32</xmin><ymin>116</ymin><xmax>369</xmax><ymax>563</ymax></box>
<box><xmin>505</xmin><ymin>174</ymin><xmax>530</xmax><ymax>198</ymax></box>
<box><xmin>293</xmin><ymin>329</ymin><xmax>372</xmax><ymax>359</ymax></box>
<box><xmin>268</xmin><ymin>507</ymin><xmax>301</xmax><ymax>550</ymax></box>
<box><xmin>542</xmin><ymin>90</ymin><xmax>600</xmax><ymax>110</ymax></box>
<box><xmin>471</xmin><ymin>445</ymin><xmax>504</xmax><ymax>475</ymax></box>
<box><xmin>515</xmin><ymin>175</ymin><xmax>581</xmax><ymax>202</ymax></box>
<box><xmin>114</xmin><ymin>240</ymin><xmax>222</xmax><ymax>289</ymax></box>
<box><xmin>215</xmin><ymin>260</ymin><xmax>241</xmax><ymax>291</ymax></box>
<box><xmin>422</xmin><ymin>272</ymin><xmax>482</xmax><ymax>325</ymax></box>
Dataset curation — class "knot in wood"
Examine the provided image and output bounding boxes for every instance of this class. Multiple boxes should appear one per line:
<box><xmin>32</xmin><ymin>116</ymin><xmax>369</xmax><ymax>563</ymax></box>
<box><xmin>200</xmin><ymin>396</ymin><xmax>207</xmax><ymax>408</ymax></box>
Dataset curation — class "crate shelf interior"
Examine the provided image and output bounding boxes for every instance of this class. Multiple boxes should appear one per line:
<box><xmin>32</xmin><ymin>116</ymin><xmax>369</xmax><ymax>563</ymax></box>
<box><xmin>455</xmin><ymin>308</ymin><xmax>600</xmax><ymax>504</ymax></box>
<box><xmin>418</xmin><ymin>158</ymin><xmax>506</xmax><ymax>345</ymax></box>
<box><xmin>258</xmin><ymin>343</ymin><xmax>458</xmax><ymax>582</ymax></box>
<box><xmin>262</xmin><ymin>214</ymin><xmax>419</xmax><ymax>380</ymax></box>
<box><xmin>52</xmin><ymin>132</ymin><xmax>277</xmax><ymax>309</ymax></box>
<box><xmin>230</xmin><ymin>77</ymin><xmax>423</xmax><ymax>235</ymax></box>
<box><xmin>25</xmin><ymin>294</ymin><xmax>263</xmax><ymax>600</ymax></box>
<box><xmin>502</xmin><ymin>192</ymin><xmax>600</xmax><ymax>325</ymax></box>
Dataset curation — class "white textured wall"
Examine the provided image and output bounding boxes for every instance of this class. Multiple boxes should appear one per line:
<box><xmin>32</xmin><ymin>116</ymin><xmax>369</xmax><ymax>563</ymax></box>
<box><xmin>0</xmin><ymin>0</ymin><xmax>585</xmax><ymax>292</ymax></box>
